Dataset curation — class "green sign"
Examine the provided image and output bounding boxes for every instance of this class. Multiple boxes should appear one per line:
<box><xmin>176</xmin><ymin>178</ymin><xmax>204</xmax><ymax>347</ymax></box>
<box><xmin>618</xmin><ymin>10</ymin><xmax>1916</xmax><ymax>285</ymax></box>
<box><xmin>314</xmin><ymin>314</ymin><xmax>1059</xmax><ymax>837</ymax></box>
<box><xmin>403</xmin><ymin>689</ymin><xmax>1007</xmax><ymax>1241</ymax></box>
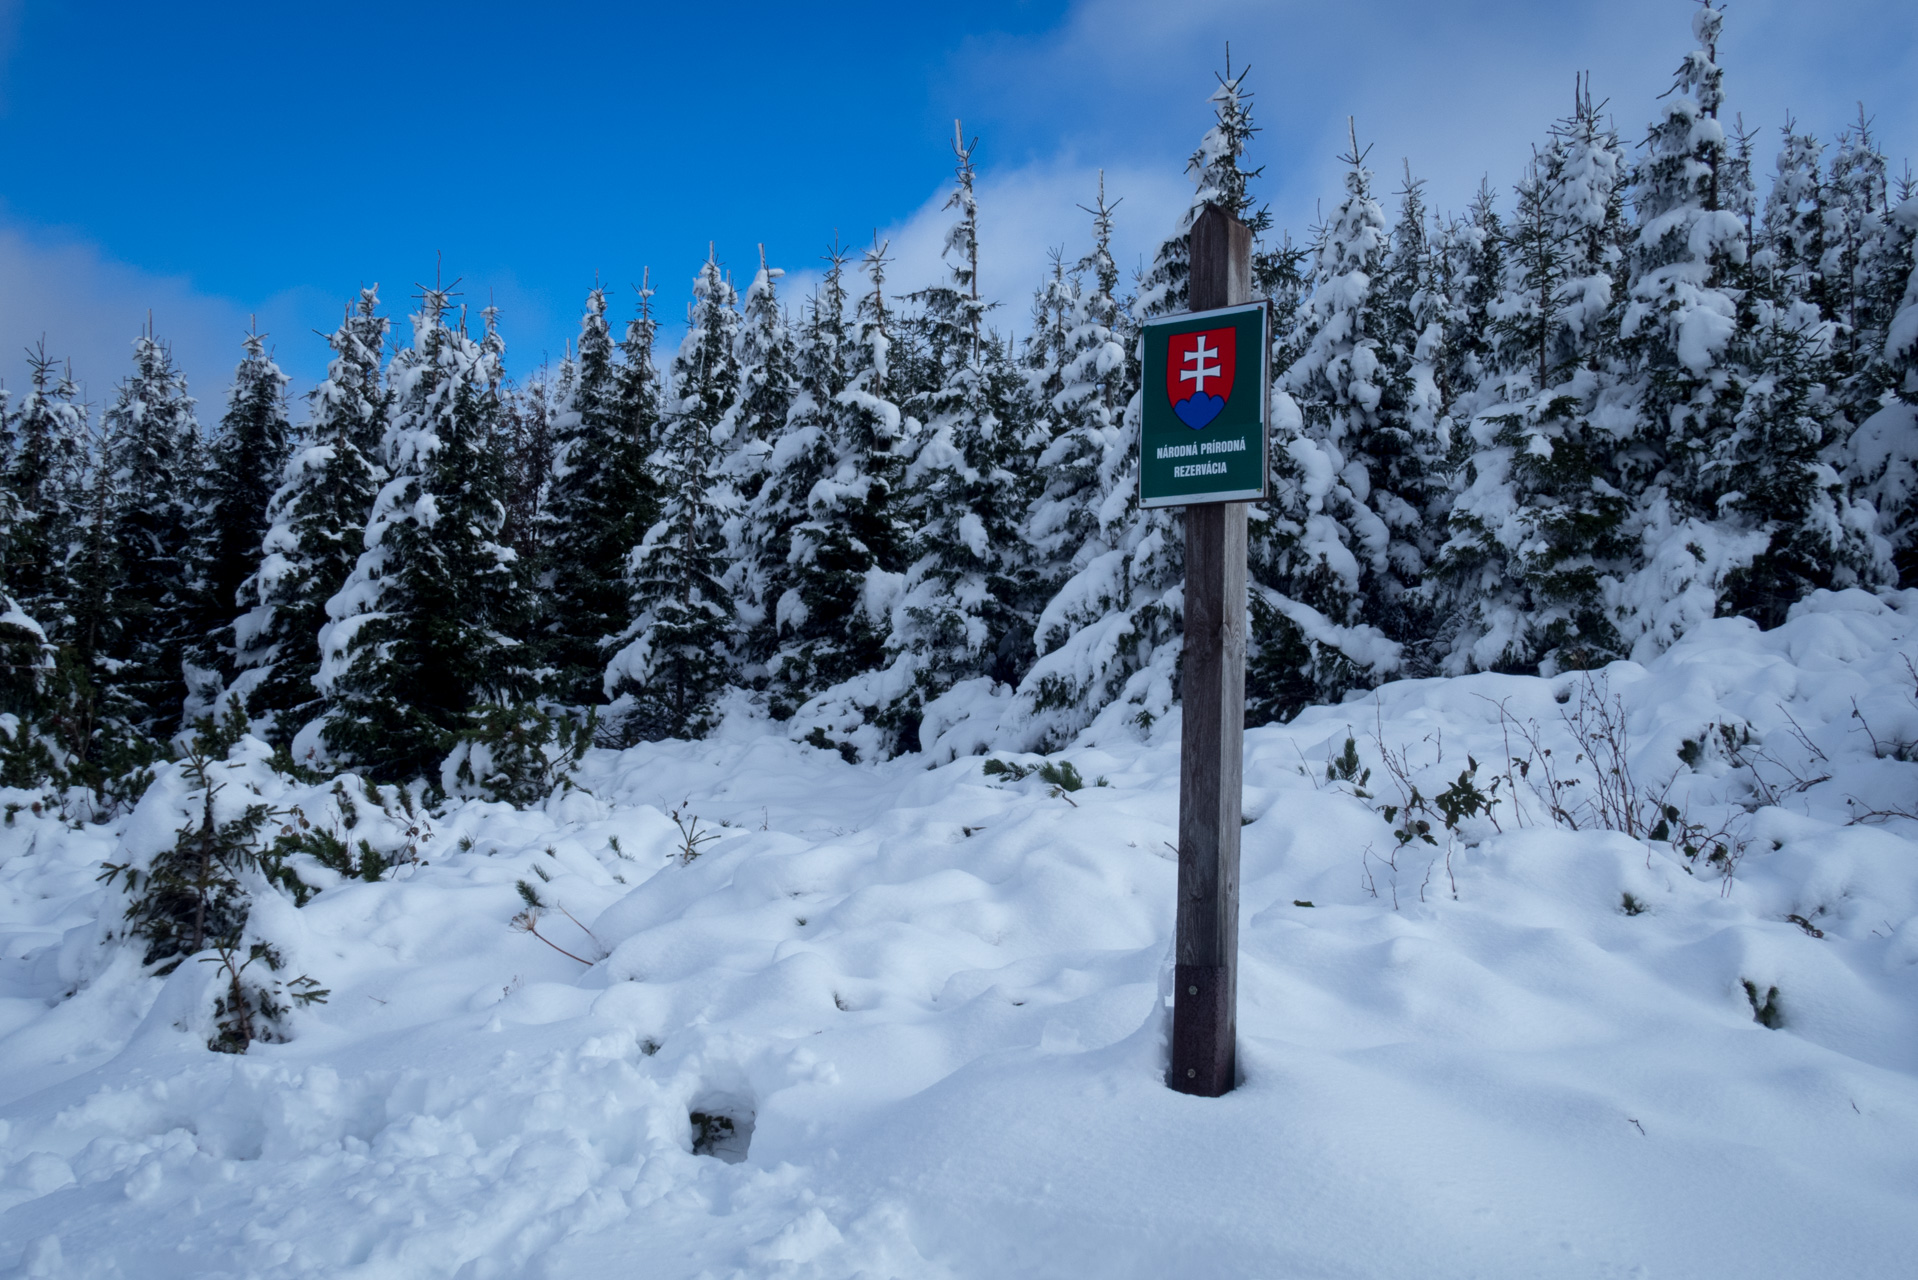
<box><xmin>1139</xmin><ymin>300</ymin><xmax>1268</xmax><ymax>508</ymax></box>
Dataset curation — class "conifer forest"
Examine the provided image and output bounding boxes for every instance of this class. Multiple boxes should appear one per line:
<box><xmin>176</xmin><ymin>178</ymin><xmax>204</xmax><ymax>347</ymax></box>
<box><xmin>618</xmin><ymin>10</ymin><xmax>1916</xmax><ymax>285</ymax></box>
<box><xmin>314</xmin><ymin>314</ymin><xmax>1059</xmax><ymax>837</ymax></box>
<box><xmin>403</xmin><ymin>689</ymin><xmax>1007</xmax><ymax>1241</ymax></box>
<box><xmin>3</xmin><ymin>7</ymin><xmax>1912</xmax><ymax>805</ymax></box>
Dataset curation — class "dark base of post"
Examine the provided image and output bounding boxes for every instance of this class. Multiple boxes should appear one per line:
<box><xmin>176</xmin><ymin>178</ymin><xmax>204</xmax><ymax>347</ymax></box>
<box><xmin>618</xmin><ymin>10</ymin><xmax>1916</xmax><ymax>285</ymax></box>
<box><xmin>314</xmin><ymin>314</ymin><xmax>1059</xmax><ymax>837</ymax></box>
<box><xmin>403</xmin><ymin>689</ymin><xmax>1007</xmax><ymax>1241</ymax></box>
<box><xmin>1168</xmin><ymin>964</ymin><xmax>1236</xmax><ymax>1096</ymax></box>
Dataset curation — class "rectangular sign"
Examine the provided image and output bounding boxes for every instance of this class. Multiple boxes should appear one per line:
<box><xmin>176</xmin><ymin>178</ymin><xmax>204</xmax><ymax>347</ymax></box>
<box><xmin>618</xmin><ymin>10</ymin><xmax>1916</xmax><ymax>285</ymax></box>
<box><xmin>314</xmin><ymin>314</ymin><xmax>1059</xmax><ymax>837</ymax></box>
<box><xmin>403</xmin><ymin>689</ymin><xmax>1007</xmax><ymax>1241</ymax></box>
<box><xmin>1139</xmin><ymin>300</ymin><xmax>1269</xmax><ymax>508</ymax></box>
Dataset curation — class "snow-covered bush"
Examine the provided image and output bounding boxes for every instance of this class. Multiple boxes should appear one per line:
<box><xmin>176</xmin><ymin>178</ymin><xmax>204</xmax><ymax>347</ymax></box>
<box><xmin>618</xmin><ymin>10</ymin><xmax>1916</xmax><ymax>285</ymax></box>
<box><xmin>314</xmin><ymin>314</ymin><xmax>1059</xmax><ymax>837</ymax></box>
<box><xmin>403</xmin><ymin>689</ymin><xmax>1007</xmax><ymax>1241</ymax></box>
<box><xmin>98</xmin><ymin>705</ymin><xmax>327</xmax><ymax>1052</ymax></box>
<box><xmin>442</xmin><ymin>702</ymin><xmax>594</xmax><ymax>806</ymax></box>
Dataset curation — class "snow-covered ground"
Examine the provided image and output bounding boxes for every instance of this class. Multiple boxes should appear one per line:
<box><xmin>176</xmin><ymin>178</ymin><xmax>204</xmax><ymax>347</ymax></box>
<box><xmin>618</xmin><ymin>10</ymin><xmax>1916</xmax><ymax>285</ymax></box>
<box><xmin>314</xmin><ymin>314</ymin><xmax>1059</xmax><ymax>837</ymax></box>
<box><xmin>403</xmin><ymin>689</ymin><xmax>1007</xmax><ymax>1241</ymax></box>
<box><xmin>3</xmin><ymin>590</ymin><xmax>1917</xmax><ymax>1279</ymax></box>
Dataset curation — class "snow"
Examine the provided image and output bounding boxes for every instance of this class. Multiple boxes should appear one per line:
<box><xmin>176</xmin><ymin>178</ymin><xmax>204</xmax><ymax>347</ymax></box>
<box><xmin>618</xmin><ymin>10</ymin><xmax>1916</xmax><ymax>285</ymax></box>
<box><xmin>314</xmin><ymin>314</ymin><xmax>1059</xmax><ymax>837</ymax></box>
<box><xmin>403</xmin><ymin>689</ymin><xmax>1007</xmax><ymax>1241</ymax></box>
<box><xmin>4</xmin><ymin>593</ymin><xmax>1918</xmax><ymax>1277</ymax></box>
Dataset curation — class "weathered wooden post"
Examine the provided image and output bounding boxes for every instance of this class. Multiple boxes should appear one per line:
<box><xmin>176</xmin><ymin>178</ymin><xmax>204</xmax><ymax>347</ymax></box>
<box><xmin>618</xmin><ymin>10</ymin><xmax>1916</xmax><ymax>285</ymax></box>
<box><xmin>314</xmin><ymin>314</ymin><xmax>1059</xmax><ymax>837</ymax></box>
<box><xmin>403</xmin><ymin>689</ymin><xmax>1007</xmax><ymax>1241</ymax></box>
<box><xmin>1139</xmin><ymin>203</ymin><xmax>1262</xmax><ymax>1097</ymax></box>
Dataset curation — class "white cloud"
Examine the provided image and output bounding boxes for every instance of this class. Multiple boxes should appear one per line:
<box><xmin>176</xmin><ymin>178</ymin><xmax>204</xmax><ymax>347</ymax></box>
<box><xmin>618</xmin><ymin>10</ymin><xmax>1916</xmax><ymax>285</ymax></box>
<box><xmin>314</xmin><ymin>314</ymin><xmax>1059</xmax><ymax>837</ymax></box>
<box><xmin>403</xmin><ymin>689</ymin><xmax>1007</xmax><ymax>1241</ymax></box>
<box><xmin>948</xmin><ymin>0</ymin><xmax>1918</xmax><ymax>236</ymax></box>
<box><xmin>0</xmin><ymin>218</ymin><xmax>238</xmax><ymax>417</ymax></box>
<box><xmin>876</xmin><ymin>156</ymin><xmax>1193</xmax><ymax>333</ymax></box>
<box><xmin>700</xmin><ymin>158</ymin><xmax>1191</xmax><ymax>349</ymax></box>
<box><xmin>0</xmin><ymin>215</ymin><xmax>338</xmax><ymax>420</ymax></box>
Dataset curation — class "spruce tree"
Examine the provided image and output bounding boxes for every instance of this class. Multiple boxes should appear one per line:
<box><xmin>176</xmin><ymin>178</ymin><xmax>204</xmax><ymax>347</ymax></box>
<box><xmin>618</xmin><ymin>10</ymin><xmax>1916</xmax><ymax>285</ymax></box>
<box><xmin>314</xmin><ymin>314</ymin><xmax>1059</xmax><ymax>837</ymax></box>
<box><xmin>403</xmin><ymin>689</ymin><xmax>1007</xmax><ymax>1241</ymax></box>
<box><xmin>1757</xmin><ymin>122</ymin><xmax>1830</xmax><ymax>320</ymax></box>
<box><xmin>1380</xmin><ymin>161</ymin><xmax>1454</xmax><ymax>569</ymax></box>
<box><xmin>1136</xmin><ymin>61</ymin><xmax>1269</xmax><ymax>317</ymax></box>
<box><xmin>884</xmin><ymin>123</ymin><xmax>1034</xmax><ymax>751</ymax></box>
<box><xmin>1002</xmin><ymin>178</ymin><xmax>1158</xmax><ymax>750</ymax></box>
<box><xmin>1715</xmin><ymin>309</ymin><xmax>1883</xmax><ymax>622</ymax></box>
<box><xmin>603</xmin><ymin>253</ymin><xmax>739</xmax><ymax>742</ymax></box>
<box><xmin>542</xmin><ymin>287</ymin><xmax>650</xmax><ymax>704</ymax></box>
<box><xmin>318</xmin><ymin>286</ymin><xmax>532</xmax><ymax>782</ymax></box>
<box><xmin>1435</xmin><ymin>88</ymin><xmax>1636</xmax><ymax>674</ymax></box>
<box><xmin>791</xmin><ymin>239</ymin><xmax>910</xmax><ymax>703</ymax></box>
<box><xmin>1824</xmin><ymin>110</ymin><xmax>1895</xmax><ymax>392</ymax></box>
<box><xmin>101</xmin><ymin>326</ymin><xmax>202</xmax><ymax>738</ymax></box>
<box><xmin>498</xmin><ymin>364</ymin><xmax>557</xmax><ymax>572</ymax></box>
<box><xmin>100</xmin><ymin>705</ymin><xmax>326</xmax><ymax>1052</ymax></box>
<box><xmin>1253</xmin><ymin>122</ymin><xmax>1426</xmax><ymax>719</ymax></box>
<box><xmin>1615</xmin><ymin>3</ymin><xmax>1882</xmax><ymax>646</ymax></box>
<box><xmin>755</xmin><ymin>244</ymin><xmax>852</xmax><ymax>712</ymax></box>
<box><xmin>1010</xmin><ymin>70</ymin><xmax>1260</xmax><ymax>745</ymax></box>
<box><xmin>190</xmin><ymin>328</ymin><xmax>292</xmax><ymax>710</ymax></box>
<box><xmin>0</xmin><ymin>349</ymin><xmax>89</xmax><ymax>791</ymax></box>
<box><xmin>0</xmin><ymin>596</ymin><xmax>59</xmax><ymax>790</ymax></box>
<box><xmin>722</xmin><ymin>251</ymin><xmax>801</xmax><ymax>676</ymax></box>
<box><xmin>1027</xmin><ymin>178</ymin><xmax>1130</xmax><ymax>614</ymax></box>
<box><xmin>503</xmin><ymin>344</ymin><xmax>565</xmax><ymax>631</ymax></box>
<box><xmin>1020</xmin><ymin>249</ymin><xmax>1075</xmax><ymax>466</ymax></box>
<box><xmin>611</xmin><ymin>273</ymin><xmax>667</xmax><ymax>539</ymax></box>
<box><xmin>233</xmin><ymin>288</ymin><xmax>389</xmax><ymax>747</ymax></box>
<box><xmin>2</xmin><ymin>344</ymin><xmax>86</xmax><ymax>626</ymax></box>
<box><xmin>1608</xmin><ymin>1</ymin><xmax>1754</xmax><ymax>656</ymax></box>
<box><xmin>1430</xmin><ymin>184</ymin><xmax>1506</xmax><ymax>432</ymax></box>
<box><xmin>65</xmin><ymin>398</ymin><xmax>166</xmax><ymax>804</ymax></box>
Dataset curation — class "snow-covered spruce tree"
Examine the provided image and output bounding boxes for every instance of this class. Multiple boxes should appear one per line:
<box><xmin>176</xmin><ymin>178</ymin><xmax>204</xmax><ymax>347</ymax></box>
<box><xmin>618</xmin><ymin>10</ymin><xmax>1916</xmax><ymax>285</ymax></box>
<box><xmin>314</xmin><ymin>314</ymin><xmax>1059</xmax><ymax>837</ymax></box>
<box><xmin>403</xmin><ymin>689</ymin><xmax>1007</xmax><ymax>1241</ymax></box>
<box><xmin>1005</xmin><ymin>71</ymin><xmax>1266</xmax><ymax>747</ymax></box>
<box><xmin>500</xmin><ymin>361</ymin><xmax>560</xmax><ymax>570</ymax></box>
<box><xmin>1254</xmin><ymin>229</ymin><xmax>1312</xmax><ymax>394</ymax></box>
<box><xmin>1757</xmin><ymin>122</ymin><xmax>1830</xmax><ymax>322</ymax></box>
<box><xmin>1027</xmin><ymin>177</ymin><xmax>1131</xmax><ymax>615</ymax></box>
<box><xmin>101</xmin><ymin>327</ymin><xmax>202</xmax><ymax>739</ymax></box>
<box><xmin>753</xmin><ymin>246</ymin><xmax>851</xmax><ymax>715</ymax></box>
<box><xmin>0</xmin><ymin>597</ymin><xmax>59</xmax><ymax>790</ymax></box>
<box><xmin>1715</xmin><ymin>308</ymin><xmax>1885</xmax><ymax>623</ymax></box>
<box><xmin>1135</xmin><ymin>62</ymin><xmax>1270</xmax><ymax>319</ymax></box>
<box><xmin>755</xmin><ymin>247</ymin><xmax>855</xmax><ymax>717</ymax></box>
<box><xmin>1381</xmin><ymin>159</ymin><xmax>1454</xmax><ymax>522</ymax></box>
<box><xmin>1823</xmin><ymin>110</ymin><xmax>1896</xmax><ymax>397</ymax></box>
<box><xmin>0</xmin><ymin>349</ymin><xmax>87</xmax><ymax>790</ymax></box>
<box><xmin>609</xmin><ymin>273</ymin><xmax>668</xmax><ymax>546</ymax></box>
<box><xmin>188</xmin><ymin>329</ymin><xmax>293</xmax><ymax>713</ymax></box>
<box><xmin>232</xmin><ymin>289</ymin><xmax>389</xmax><ymax>748</ymax></box>
<box><xmin>996</xmin><ymin>181</ymin><xmax>1150</xmax><ymax>750</ymax></box>
<box><xmin>1254</xmin><ymin>121</ymin><xmax>1428</xmax><ymax>721</ymax></box>
<box><xmin>772</xmin><ymin>238</ymin><xmax>911</xmax><ymax>733</ymax></box>
<box><xmin>316</xmin><ymin>287</ymin><xmax>533</xmax><ymax>783</ymax></box>
<box><xmin>1615</xmin><ymin>3</ymin><xmax>1882</xmax><ymax>647</ymax></box>
<box><xmin>506</xmin><ymin>345</ymin><xmax>568</xmax><ymax>654</ymax></box>
<box><xmin>1709</xmin><ymin>109</ymin><xmax>1898</xmax><ymax>622</ymax></box>
<box><xmin>882</xmin><ymin>123</ymin><xmax>1036</xmax><ymax>755</ymax></box>
<box><xmin>1430</xmin><ymin>183</ymin><xmax>1506</xmax><ymax>435</ymax></box>
<box><xmin>46</xmin><ymin>389</ymin><xmax>165</xmax><ymax>807</ymax></box>
<box><xmin>1825</xmin><ymin>113</ymin><xmax>1918</xmax><ymax>543</ymax></box>
<box><xmin>1434</xmin><ymin>88</ymin><xmax>1636</xmax><ymax>674</ymax></box>
<box><xmin>1023</xmin><ymin>248</ymin><xmax>1076</xmax><ymax>440</ymax></box>
<box><xmin>2</xmin><ymin>344</ymin><xmax>86</xmax><ymax>629</ymax></box>
<box><xmin>722</xmin><ymin>250</ymin><xmax>802</xmax><ymax>677</ymax></box>
<box><xmin>100</xmin><ymin>703</ymin><xmax>326</xmax><ymax>1053</ymax></box>
<box><xmin>1608</xmin><ymin>1</ymin><xmax>1754</xmax><ymax>657</ymax></box>
<box><xmin>1021</xmin><ymin>252</ymin><xmax>1078</xmax><ymax>587</ymax></box>
<box><xmin>543</xmin><ymin>286</ymin><xmax>659</xmax><ymax>705</ymax></box>
<box><xmin>603</xmin><ymin>253</ymin><xmax>739</xmax><ymax>742</ymax></box>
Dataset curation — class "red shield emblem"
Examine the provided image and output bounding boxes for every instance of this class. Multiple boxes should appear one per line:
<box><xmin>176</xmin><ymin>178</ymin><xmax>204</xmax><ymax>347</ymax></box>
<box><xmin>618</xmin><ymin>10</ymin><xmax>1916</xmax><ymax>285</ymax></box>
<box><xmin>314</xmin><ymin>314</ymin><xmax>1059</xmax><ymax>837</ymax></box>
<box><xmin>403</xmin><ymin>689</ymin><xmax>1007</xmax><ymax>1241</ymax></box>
<box><xmin>1166</xmin><ymin>326</ymin><xmax>1236</xmax><ymax>429</ymax></box>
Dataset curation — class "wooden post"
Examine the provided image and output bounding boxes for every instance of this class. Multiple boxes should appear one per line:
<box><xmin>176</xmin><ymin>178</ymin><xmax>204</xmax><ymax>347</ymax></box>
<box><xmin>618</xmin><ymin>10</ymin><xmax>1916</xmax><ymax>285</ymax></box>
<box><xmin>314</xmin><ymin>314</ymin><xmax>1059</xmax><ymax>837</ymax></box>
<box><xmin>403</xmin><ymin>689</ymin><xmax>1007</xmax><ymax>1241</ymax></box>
<box><xmin>1169</xmin><ymin>204</ymin><xmax>1250</xmax><ymax>1097</ymax></box>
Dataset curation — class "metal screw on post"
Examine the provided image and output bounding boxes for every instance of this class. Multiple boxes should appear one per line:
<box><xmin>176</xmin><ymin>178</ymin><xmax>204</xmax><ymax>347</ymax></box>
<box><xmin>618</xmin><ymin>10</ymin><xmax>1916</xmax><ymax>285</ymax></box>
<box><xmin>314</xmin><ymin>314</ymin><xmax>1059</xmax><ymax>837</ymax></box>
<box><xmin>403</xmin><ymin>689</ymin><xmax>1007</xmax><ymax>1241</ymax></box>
<box><xmin>1168</xmin><ymin>203</ymin><xmax>1251</xmax><ymax>1098</ymax></box>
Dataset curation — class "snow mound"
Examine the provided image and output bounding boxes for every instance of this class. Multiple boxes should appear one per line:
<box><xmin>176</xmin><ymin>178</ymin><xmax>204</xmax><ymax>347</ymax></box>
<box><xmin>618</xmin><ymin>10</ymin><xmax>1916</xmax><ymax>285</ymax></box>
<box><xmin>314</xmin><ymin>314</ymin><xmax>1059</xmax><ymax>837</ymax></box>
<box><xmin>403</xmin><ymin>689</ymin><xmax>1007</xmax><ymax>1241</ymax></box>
<box><xmin>2</xmin><ymin>592</ymin><xmax>1917</xmax><ymax>1277</ymax></box>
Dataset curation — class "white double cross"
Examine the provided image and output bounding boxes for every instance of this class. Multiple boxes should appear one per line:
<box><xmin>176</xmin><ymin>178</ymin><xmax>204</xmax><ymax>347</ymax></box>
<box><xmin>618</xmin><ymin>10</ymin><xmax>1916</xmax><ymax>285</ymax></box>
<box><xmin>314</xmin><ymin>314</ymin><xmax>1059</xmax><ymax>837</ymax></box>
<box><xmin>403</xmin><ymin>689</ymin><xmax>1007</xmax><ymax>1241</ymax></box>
<box><xmin>1180</xmin><ymin>337</ymin><xmax>1221</xmax><ymax>395</ymax></box>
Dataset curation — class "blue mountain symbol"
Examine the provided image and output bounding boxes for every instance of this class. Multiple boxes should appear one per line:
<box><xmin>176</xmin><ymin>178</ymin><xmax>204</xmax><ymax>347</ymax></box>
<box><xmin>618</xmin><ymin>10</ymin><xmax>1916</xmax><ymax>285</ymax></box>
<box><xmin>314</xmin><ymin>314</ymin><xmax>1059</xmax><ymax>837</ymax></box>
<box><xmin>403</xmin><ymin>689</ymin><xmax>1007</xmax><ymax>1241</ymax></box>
<box><xmin>1174</xmin><ymin>392</ymin><xmax>1226</xmax><ymax>429</ymax></box>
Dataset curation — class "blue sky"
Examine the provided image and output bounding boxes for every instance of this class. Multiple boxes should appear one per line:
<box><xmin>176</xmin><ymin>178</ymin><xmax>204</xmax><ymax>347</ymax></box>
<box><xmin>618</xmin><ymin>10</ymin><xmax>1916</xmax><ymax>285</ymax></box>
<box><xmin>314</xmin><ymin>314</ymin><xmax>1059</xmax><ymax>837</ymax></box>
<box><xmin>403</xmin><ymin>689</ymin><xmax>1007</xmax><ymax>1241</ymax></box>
<box><xmin>1</xmin><ymin>0</ymin><xmax>1913</xmax><ymax>413</ymax></box>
